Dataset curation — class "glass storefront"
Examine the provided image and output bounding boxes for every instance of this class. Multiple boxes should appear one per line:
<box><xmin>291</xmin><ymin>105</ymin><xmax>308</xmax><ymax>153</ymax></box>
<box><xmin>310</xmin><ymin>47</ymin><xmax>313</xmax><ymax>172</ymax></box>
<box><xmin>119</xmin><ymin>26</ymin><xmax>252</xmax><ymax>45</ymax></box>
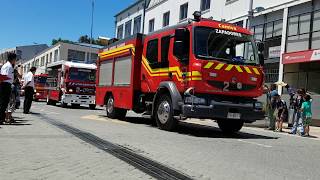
<box><xmin>284</xmin><ymin>61</ymin><xmax>320</xmax><ymax>94</ymax></box>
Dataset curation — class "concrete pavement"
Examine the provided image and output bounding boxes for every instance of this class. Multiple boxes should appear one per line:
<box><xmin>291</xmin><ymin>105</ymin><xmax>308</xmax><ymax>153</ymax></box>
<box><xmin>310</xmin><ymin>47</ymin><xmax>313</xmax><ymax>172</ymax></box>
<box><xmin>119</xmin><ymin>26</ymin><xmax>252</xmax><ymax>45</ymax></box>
<box><xmin>1</xmin><ymin>101</ymin><xmax>320</xmax><ymax>180</ymax></box>
<box><xmin>0</xmin><ymin>109</ymin><xmax>152</xmax><ymax>180</ymax></box>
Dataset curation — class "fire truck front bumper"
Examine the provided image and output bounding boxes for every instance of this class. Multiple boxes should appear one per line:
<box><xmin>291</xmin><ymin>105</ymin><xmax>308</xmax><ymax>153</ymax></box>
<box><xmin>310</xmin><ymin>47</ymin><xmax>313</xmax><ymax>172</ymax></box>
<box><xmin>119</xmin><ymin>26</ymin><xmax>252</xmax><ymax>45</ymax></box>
<box><xmin>181</xmin><ymin>98</ymin><xmax>265</xmax><ymax>123</ymax></box>
<box><xmin>62</xmin><ymin>94</ymin><xmax>96</xmax><ymax>105</ymax></box>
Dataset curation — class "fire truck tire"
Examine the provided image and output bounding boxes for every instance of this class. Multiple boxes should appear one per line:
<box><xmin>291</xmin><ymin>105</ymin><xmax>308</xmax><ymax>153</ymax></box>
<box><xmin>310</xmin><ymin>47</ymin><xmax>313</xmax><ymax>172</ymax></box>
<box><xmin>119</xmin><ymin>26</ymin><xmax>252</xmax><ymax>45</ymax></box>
<box><xmin>46</xmin><ymin>96</ymin><xmax>53</xmax><ymax>105</ymax></box>
<box><xmin>89</xmin><ymin>104</ymin><xmax>96</xmax><ymax>110</ymax></box>
<box><xmin>155</xmin><ymin>94</ymin><xmax>177</xmax><ymax>131</ymax></box>
<box><xmin>106</xmin><ymin>96</ymin><xmax>127</xmax><ymax>119</ymax></box>
<box><xmin>217</xmin><ymin>120</ymin><xmax>244</xmax><ymax>134</ymax></box>
<box><xmin>61</xmin><ymin>101</ymin><xmax>68</xmax><ymax>108</ymax></box>
<box><xmin>71</xmin><ymin>104</ymin><xmax>80</xmax><ymax>108</ymax></box>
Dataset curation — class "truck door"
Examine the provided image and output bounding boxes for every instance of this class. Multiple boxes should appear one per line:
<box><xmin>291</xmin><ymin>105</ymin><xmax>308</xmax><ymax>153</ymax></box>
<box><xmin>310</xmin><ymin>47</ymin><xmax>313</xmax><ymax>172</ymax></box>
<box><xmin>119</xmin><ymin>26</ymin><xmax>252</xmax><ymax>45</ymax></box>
<box><xmin>159</xmin><ymin>36</ymin><xmax>171</xmax><ymax>81</ymax></box>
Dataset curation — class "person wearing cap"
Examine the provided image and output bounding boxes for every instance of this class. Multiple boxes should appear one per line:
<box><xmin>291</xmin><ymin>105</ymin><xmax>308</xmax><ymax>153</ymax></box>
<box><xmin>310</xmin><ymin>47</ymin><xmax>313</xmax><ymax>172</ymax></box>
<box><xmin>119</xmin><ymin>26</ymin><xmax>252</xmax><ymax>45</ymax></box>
<box><xmin>0</xmin><ymin>53</ymin><xmax>16</xmax><ymax>124</ymax></box>
<box><xmin>22</xmin><ymin>67</ymin><xmax>36</xmax><ymax>114</ymax></box>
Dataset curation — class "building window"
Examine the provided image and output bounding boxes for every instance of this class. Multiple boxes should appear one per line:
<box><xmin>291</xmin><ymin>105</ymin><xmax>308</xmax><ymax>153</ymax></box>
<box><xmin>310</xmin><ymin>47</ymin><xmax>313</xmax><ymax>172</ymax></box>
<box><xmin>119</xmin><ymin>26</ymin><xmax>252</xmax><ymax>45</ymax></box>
<box><xmin>312</xmin><ymin>10</ymin><xmax>320</xmax><ymax>49</ymax></box>
<box><xmin>40</xmin><ymin>57</ymin><xmax>45</xmax><ymax>66</ymax></box>
<box><xmin>90</xmin><ymin>53</ymin><xmax>98</xmax><ymax>62</ymax></box>
<box><xmin>125</xmin><ymin>20</ymin><xmax>132</xmax><ymax>38</ymax></box>
<box><xmin>163</xmin><ymin>11</ymin><xmax>170</xmax><ymax>27</ymax></box>
<box><xmin>180</xmin><ymin>3</ymin><xmax>188</xmax><ymax>21</ymax></box>
<box><xmin>117</xmin><ymin>24</ymin><xmax>124</xmax><ymax>39</ymax></box>
<box><xmin>146</xmin><ymin>39</ymin><xmax>158</xmax><ymax>68</ymax></box>
<box><xmin>286</xmin><ymin>12</ymin><xmax>311</xmax><ymax>53</ymax></box>
<box><xmin>49</xmin><ymin>52</ymin><xmax>52</xmax><ymax>63</ymax></box>
<box><xmin>200</xmin><ymin>0</ymin><xmax>211</xmax><ymax>11</ymax></box>
<box><xmin>67</xmin><ymin>49</ymin><xmax>85</xmax><ymax>62</ymax></box>
<box><xmin>45</xmin><ymin>54</ymin><xmax>48</xmax><ymax>65</ymax></box>
<box><xmin>133</xmin><ymin>15</ymin><xmax>142</xmax><ymax>34</ymax></box>
<box><xmin>149</xmin><ymin>19</ymin><xmax>155</xmax><ymax>33</ymax></box>
<box><xmin>54</xmin><ymin>49</ymin><xmax>59</xmax><ymax>62</ymax></box>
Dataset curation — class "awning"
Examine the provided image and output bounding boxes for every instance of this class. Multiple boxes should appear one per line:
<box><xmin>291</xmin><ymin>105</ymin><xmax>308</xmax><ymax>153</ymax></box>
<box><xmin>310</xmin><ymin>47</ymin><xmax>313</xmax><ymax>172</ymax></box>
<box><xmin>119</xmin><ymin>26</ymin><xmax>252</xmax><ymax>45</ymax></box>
<box><xmin>283</xmin><ymin>49</ymin><xmax>320</xmax><ymax>64</ymax></box>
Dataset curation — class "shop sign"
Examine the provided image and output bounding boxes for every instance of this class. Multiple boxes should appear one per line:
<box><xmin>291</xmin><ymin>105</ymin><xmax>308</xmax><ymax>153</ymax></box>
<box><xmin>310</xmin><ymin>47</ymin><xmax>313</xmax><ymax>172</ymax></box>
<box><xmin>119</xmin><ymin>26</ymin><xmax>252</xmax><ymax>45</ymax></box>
<box><xmin>268</xmin><ymin>46</ymin><xmax>281</xmax><ymax>58</ymax></box>
<box><xmin>283</xmin><ymin>49</ymin><xmax>320</xmax><ymax>64</ymax></box>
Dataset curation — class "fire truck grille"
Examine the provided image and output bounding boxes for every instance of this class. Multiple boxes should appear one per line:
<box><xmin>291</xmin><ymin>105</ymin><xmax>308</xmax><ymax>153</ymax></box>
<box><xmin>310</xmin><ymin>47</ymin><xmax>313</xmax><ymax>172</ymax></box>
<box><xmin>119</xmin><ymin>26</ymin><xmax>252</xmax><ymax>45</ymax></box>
<box><xmin>207</xmin><ymin>80</ymin><xmax>256</xmax><ymax>91</ymax></box>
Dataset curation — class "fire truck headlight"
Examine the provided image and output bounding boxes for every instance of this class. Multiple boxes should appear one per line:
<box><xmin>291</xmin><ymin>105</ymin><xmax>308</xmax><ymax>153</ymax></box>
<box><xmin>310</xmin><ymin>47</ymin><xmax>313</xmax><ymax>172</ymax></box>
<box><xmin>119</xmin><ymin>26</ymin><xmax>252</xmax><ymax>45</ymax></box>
<box><xmin>34</xmin><ymin>89</ymin><xmax>37</xmax><ymax>93</ymax></box>
<box><xmin>250</xmin><ymin>76</ymin><xmax>258</xmax><ymax>82</ymax></box>
<box><xmin>36</xmin><ymin>93</ymin><xmax>40</xmax><ymax>96</ymax></box>
<box><xmin>185</xmin><ymin>97</ymin><xmax>206</xmax><ymax>105</ymax></box>
<box><xmin>254</xmin><ymin>102</ymin><xmax>263</xmax><ymax>109</ymax></box>
<box><xmin>68</xmin><ymin>89</ymin><xmax>74</xmax><ymax>93</ymax></box>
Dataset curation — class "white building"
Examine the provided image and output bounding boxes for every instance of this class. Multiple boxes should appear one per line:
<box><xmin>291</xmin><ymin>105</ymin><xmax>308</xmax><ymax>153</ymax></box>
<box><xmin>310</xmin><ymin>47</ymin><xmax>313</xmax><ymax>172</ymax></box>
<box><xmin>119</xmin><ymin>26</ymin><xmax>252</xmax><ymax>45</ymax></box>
<box><xmin>22</xmin><ymin>42</ymin><xmax>100</xmax><ymax>75</ymax></box>
<box><xmin>116</xmin><ymin>0</ymin><xmax>320</xmax><ymax>89</ymax></box>
<box><xmin>116</xmin><ymin>0</ymin><xmax>320</xmax><ymax>122</ymax></box>
<box><xmin>115</xmin><ymin>0</ymin><xmax>145</xmax><ymax>40</ymax></box>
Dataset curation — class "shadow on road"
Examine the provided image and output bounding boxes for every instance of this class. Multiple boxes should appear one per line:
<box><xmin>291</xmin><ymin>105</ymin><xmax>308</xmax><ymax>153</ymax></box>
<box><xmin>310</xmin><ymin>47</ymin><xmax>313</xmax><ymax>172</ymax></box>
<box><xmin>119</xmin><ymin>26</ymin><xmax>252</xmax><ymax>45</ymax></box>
<box><xmin>2</xmin><ymin>118</ymin><xmax>32</xmax><ymax>126</ymax></box>
<box><xmin>120</xmin><ymin>116</ymin><xmax>278</xmax><ymax>140</ymax></box>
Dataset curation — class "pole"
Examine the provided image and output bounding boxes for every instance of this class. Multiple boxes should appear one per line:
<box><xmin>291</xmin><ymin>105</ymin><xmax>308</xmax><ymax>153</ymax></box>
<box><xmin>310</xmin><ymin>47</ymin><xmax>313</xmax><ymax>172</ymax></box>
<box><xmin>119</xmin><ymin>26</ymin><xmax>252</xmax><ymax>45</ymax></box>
<box><xmin>89</xmin><ymin>0</ymin><xmax>95</xmax><ymax>63</ymax></box>
<box><xmin>247</xmin><ymin>0</ymin><xmax>254</xmax><ymax>29</ymax></box>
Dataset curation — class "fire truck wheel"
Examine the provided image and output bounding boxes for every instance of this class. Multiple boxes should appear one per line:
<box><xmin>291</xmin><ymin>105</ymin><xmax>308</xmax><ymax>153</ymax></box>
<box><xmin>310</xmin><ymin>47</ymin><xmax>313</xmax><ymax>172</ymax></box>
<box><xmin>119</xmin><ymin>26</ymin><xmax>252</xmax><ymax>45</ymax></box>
<box><xmin>89</xmin><ymin>104</ymin><xmax>96</xmax><ymax>110</ymax></box>
<box><xmin>61</xmin><ymin>101</ymin><xmax>68</xmax><ymax>108</ymax></box>
<box><xmin>155</xmin><ymin>94</ymin><xmax>177</xmax><ymax>131</ymax></box>
<box><xmin>106</xmin><ymin>96</ymin><xmax>127</xmax><ymax>119</ymax></box>
<box><xmin>71</xmin><ymin>104</ymin><xmax>80</xmax><ymax>108</ymax></box>
<box><xmin>46</xmin><ymin>96</ymin><xmax>52</xmax><ymax>105</ymax></box>
<box><xmin>217</xmin><ymin>120</ymin><xmax>244</xmax><ymax>134</ymax></box>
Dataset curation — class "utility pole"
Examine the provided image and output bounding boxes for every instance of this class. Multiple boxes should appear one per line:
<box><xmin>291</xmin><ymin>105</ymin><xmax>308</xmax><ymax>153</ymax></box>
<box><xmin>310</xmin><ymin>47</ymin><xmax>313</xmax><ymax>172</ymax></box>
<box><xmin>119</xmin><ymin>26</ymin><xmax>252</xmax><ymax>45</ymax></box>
<box><xmin>89</xmin><ymin>0</ymin><xmax>95</xmax><ymax>63</ymax></box>
<box><xmin>247</xmin><ymin>0</ymin><xmax>254</xmax><ymax>29</ymax></box>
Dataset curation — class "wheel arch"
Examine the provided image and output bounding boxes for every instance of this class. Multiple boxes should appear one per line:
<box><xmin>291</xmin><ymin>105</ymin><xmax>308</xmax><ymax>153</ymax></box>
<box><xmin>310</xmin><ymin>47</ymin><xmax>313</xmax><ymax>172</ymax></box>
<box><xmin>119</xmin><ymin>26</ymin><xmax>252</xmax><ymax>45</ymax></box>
<box><xmin>152</xmin><ymin>81</ymin><xmax>183</xmax><ymax>117</ymax></box>
<box><xmin>104</xmin><ymin>92</ymin><xmax>113</xmax><ymax>105</ymax></box>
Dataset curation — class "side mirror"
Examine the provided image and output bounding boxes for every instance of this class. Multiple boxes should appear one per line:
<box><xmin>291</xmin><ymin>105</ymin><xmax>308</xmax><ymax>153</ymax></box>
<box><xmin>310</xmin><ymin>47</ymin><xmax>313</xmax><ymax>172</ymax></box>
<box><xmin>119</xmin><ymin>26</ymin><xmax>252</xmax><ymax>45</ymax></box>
<box><xmin>259</xmin><ymin>53</ymin><xmax>264</xmax><ymax>66</ymax></box>
<box><xmin>174</xmin><ymin>28</ymin><xmax>189</xmax><ymax>62</ymax></box>
<box><xmin>257</xmin><ymin>42</ymin><xmax>265</xmax><ymax>52</ymax></box>
<box><xmin>175</xmin><ymin>28</ymin><xmax>187</xmax><ymax>42</ymax></box>
<box><xmin>173</xmin><ymin>41</ymin><xmax>185</xmax><ymax>60</ymax></box>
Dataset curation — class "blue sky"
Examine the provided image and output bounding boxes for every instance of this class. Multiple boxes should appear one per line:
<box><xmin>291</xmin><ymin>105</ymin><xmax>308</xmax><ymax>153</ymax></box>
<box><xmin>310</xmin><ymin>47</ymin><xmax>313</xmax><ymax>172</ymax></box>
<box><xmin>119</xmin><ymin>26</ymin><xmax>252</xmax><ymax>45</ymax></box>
<box><xmin>0</xmin><ymin>0</ymin><xmax>135</xmax><ymax>49</ymax></box>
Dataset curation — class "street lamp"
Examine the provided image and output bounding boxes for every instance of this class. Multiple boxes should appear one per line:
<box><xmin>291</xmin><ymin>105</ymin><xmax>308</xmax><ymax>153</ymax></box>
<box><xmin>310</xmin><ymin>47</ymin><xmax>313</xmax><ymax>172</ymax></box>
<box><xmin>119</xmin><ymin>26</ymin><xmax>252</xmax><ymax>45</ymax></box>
<box><xmin>247</xmin><ymin>0</ymin><xmax>265</xmax><ymax>29</ymax></box>
<box><xmin>89</xmin><ymin>0</ymin><xmax>95</xmax><ymax>64</ymax></box>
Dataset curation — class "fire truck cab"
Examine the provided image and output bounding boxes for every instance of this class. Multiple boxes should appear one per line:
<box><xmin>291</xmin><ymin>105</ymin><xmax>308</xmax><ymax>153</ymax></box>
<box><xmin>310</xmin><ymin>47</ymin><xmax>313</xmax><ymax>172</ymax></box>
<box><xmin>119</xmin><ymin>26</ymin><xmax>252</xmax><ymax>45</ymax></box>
<box><xmin>33</xmin><ymin>74</ymin><xmax>48</xmax><ymax>101</ymax></box>
<box><xmin>96</xmin><ymin>13</ymin><xmax>265</xmax><ymax>133</ymax></box>
<box><xmin>46</xmin><ymin>61</ymin><xmax>97</xmax><ymax>109</ymax></box>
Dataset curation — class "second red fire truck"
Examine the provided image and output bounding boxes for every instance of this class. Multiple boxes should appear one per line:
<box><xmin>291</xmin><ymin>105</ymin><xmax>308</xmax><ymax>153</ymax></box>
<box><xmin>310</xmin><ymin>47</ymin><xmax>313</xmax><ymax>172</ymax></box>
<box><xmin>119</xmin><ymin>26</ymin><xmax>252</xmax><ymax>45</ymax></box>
<box><xmin>46</xmin><ymin>61</ymin><xmax>97</xmax><ymax>109</ymax></box>
<box><xmin>33</xmin><ymin>74</ymin><xmax>48</xmax><ymax>101</ymax></box>
<box><xmin>96</xmin><ymin>12</ymin><xmax>265</xmax><ymax>133</ymax></box>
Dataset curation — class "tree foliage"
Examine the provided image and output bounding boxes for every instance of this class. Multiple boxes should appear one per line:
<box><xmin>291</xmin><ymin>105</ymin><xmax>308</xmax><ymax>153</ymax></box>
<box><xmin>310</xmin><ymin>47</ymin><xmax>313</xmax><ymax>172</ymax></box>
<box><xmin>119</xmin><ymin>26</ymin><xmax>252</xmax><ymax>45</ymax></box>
<box><xmin>52</xmin><ymin>35</ymin><xmax>110</xmax><ymax>46</ymax></box>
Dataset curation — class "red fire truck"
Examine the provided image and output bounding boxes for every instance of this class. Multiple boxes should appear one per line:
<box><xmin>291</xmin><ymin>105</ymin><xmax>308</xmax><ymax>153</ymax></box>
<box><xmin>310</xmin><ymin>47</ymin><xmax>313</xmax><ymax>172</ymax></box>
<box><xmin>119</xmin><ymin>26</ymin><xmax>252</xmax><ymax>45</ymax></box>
<box><xmin>96</xmin><ymin>13</ymin><xmax>265</xmax><ymax>133</ymax></box>
<box><xmin>46</xmin><ymin>61</ymin><xmax>97</xmax><ymax>109</ymax></box>
<box><xmin>33</xmin><ymin>74</ymin><xmax>48</xmax><ymax>101</ymax></box>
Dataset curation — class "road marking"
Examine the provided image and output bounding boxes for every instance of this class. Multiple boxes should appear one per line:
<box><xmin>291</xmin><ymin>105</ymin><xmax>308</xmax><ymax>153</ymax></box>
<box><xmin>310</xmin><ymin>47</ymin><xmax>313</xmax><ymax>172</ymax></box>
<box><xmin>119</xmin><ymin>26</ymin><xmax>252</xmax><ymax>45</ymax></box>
<box><xmin>238</xmin><ymin>139</ymin><xmax>272</xmax><ymax>148</ymax></box>
<box><xmin>81</xmin><ymin>115</ymin><xmax>128</xmax><ymax>124</ymax></box>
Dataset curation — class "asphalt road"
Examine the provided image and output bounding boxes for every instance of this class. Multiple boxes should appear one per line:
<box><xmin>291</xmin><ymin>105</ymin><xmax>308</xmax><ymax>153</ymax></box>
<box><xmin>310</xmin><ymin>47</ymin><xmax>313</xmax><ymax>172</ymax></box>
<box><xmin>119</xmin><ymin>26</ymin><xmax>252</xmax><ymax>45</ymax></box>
<box><xmin>6</xmin><ymin>101</ymin><xmax>320</xmax><ymax>180</ymax></box>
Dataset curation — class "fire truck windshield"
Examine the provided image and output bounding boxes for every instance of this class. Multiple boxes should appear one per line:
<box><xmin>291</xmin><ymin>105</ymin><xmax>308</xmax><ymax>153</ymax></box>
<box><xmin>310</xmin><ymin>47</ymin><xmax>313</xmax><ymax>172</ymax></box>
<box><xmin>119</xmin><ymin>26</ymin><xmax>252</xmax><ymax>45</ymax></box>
<box><xmin>69</xmin><ymin>68</ymin><xmax>96</xmax><ymax>82</ymax></box>
<box><xmin>194</xmin><ymin>27</ymin><xmax>259</xmax><ymax>65</ymax></box>
<box><xmin>35</xmin><ymin>76</ymin><xmax>47</xmax><ymax>85</ymax></box>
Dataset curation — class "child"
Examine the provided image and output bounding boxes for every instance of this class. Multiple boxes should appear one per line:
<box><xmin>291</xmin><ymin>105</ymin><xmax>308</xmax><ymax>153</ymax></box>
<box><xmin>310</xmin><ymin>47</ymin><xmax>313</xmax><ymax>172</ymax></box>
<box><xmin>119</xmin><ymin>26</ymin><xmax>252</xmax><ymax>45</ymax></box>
<box><xmin>301</xmin><ymin>94</ymin><xmax>312</xmax><ymax>136</ymax></box>
<box><xmin>276</xmin><ymin>96</ymin><xmax>288</xmax><ymax>132</ymax></box>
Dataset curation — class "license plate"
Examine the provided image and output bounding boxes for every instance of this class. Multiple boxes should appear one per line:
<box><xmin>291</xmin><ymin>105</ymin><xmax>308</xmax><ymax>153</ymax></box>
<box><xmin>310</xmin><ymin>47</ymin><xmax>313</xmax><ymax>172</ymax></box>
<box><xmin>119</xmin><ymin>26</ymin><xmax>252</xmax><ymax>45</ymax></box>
<box><xmin>227</xmin><ymin>113</ymin><xmax>241</xmax><ymax>119</ymax></box>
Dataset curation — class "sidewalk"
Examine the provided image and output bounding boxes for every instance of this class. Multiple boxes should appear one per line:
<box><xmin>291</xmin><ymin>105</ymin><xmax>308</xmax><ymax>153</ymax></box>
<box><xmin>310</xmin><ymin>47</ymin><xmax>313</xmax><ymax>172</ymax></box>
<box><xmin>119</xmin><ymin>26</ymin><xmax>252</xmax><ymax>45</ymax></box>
<box><xmin>0</xmin><ymin>110</ymin><xmax>152</xmax><ymax>180</ymax></box>
<box><xmin>246</xmin><ymin>120</ymin><xmax>320</xmax><ymax>139</ymax></box>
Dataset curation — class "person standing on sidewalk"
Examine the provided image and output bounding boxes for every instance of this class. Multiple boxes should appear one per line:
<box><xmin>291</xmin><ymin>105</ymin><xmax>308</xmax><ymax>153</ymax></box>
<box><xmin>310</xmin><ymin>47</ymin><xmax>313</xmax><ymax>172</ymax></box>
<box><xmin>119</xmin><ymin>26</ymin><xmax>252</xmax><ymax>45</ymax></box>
<box><xmin>290</xmin><ymin>89</ymin><xmax>306</xmax><ymax>135</ymax></box>
<box><xmin>266</xmin><ymin>84</ymin><xmax>278</xmax><ymax>130</ymax></box>
<box><xmin>301</xmin><ymin>94</ymin><xmax>312</xmax><ymax>136</ymax></box>
<box><xmin>23</xmin><ymin>67</ymin><xmax>36</xmax><ymax>114</ymax></box>
<box><xmin>275</xmin><ymin>96</ymin><xmax>288</xmax><ymax>132</ymax></box>
<box><xmin>0</xmin><ymin>53</ymin><xmax>16</xmax><ymax>124</ymax></box>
